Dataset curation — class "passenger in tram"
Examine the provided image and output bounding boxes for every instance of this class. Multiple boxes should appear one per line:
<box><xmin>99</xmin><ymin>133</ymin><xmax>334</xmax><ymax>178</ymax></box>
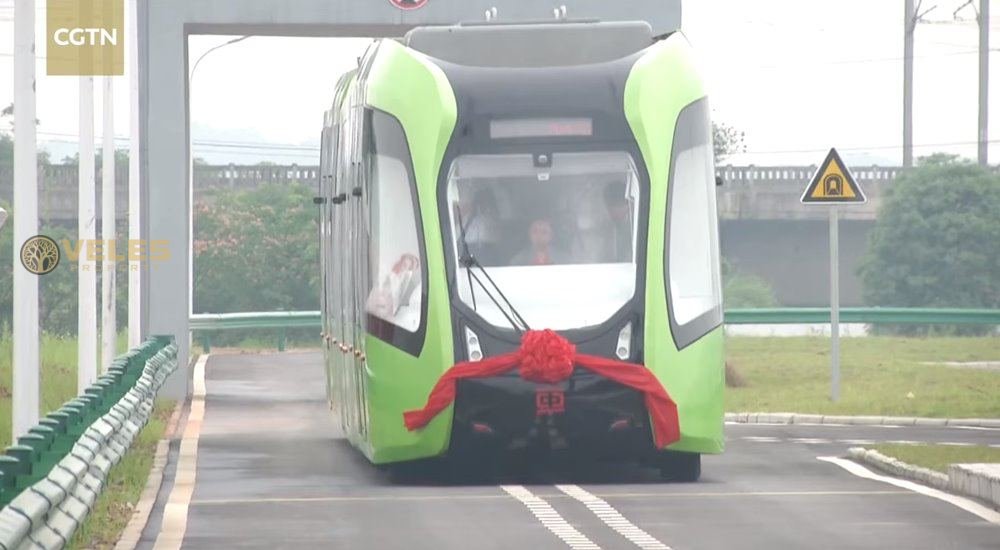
<box><xmin>456</xmin><ymin>186</ymin><xmax>502</xmax><ymax>265</ymax></box>
<box><xmin>601</xmin><ymin>183</ymin><xmax>634</xmax><ymax>262</ymax></box>
<box><xmin>510</xmin><ymin>218</ymin><xmax>570</xmax><ymax>266</ymax></box>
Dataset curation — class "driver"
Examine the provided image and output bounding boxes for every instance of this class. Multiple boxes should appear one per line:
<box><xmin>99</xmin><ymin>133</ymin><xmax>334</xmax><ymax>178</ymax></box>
<box><xmin>510</xmin><ymin>218</ymin><xmax>569</xmax><ymax>266</ymax></box>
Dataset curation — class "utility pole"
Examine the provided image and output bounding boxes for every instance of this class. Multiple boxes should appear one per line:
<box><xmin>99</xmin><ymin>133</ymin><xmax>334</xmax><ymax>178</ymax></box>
<box><xmin>904</xmin><ymin>0</ymin><xmax>916</xmax><ymax>168</ymax></box>
<box><xmin>978</xmin><ymin>0</ymin><xmax>989</xmax><ymax>166</ymax></box>
<box><xmin>79</xmin><ymin>76</ymin><xmax>98</xmax><ymax>391</ymax></box>
<box><xmin>128</xmin><ymin>0</ymin><xmax>143</xmax><ymax>347</ymax></box>
<box><xmin>102</xmin><ymin>78</ymin><xmax>117</xmax><ymax>371</ymax></box>
<box><xmin>13</xmin><ymin>0</ymin><xmax>39</xmax><ymax>439</ymax></box>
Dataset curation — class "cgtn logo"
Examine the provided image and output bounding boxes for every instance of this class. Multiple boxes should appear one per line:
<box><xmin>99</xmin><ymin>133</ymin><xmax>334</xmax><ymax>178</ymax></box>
<box><xmin>52</xmin><ymin>27</ymin><xmax>118</xmax><ymax>47</ymax></box>
<box><xmin>46</xmin><ymin>0</ymin><xmax>124</xmax><ymax>76</ymax></box>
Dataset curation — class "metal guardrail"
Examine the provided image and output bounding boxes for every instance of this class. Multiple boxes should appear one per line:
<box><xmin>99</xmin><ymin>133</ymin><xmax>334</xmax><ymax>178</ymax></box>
<box><xmin>190</xmin><ymin>311</ymin><xmax>321</xmax><ymax>352</ymax></box>
<box><xmin>725</xmin><ymin>307</ymin><xmax>1000</xmax><ymax>325</ymax></box>
<box><xmin>189</xmin><ymin>308</ymin><xmax>1000</xmax><ymax>352</ymax></box>
<box><xmin>0</xmin><ymin>337</ymin><xmax>178</xmax><ymax>550</ymax></box>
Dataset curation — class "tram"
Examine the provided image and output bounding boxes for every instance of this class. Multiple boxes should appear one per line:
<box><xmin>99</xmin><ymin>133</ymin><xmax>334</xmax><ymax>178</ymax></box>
<box><xmin>317</xmin><ymin>20</ymin><xmax>723</xmax><ymax>480</ymax></box>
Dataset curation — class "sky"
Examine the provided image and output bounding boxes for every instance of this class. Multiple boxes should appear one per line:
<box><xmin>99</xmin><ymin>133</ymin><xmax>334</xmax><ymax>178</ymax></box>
<box><xmin>0</xmin><ymin>0</ymin><xmax>998</xmax><ymax>166</ymax></box>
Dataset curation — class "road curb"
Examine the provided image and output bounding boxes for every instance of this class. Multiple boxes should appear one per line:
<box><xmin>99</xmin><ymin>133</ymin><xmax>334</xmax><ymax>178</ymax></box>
<box><xmin>114</xmin><ymin>401</ymin><xmax>183</xmax><ymax>550</ymax></box>
<box><xmin>725</xmin><ymin>412</ymin><xmax>1000</xmax><ymax>428</ymax></box>
<box><xmin>847</xmin><ymin>447</ymin><xmax>950</xmax><ymax>490</ymax></box>
<box><xmin>848</xmin><ymin>448</ymin><xmax>1000</xmax><ymax>509</ymax></box>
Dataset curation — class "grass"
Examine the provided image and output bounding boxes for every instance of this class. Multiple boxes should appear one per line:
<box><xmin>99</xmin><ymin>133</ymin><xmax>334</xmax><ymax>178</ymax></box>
<box><xmin>870</xmin><ymin>443</ymin><xmax>1000</xmax><ymax>472</ymax></box>
<box><xmin>67</xmin><ymin>399</ymin><xmax>174</xmax><ymax>550</ymax></box>
<box><xmin>0</xmin><ymin>332</ymin><xmax>129</xmax><ymax>449</ymax></box>
<box><xmin>725</xmin><ymin>336</ymin><xmax>1000</xmax><ymax>418</ymax></box>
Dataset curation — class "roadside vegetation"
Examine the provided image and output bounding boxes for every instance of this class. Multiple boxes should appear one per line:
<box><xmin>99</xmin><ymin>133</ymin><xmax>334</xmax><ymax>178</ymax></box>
<box><xmin>870</xmin><ymin>443</ymin><xmax>1000</xmax><ymax>473</ymax></box>
<box><xmin>725</xmin><ymin>336</ymin><xmax>1000</xmax><ymax>418</ymax></box>
<box><xmin>0</xmin><ymin>332</ymin><xmax>128</xmax><ymax>448</ymax></box>
<box><xmin>859</xmin><ymin>155</ymin><xmax>1000</xmax><ymax>335</ymax></box>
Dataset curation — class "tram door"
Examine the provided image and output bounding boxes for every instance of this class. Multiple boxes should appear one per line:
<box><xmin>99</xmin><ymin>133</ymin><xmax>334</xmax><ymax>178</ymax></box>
<box><xmin>354</xmin><ymin>105</ymin><xmax>372</xmax><ymax>440</ymax></box>
<box><xmin>335</xmin><ymin>100</ymin><xmax>357</xmax><ymax>437</ymax></box>
<box><xmin>346</xmin><ymin>101</ymin><xmax>371</xmax><ymax>440</ymax></box>
<box><xmin>318</xmin><ymin>124</ymin><xmax>329</xmax><ymax>405</ymax></box>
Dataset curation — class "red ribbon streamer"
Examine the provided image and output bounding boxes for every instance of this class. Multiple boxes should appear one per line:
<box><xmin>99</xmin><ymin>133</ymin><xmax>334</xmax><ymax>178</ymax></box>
<box><xmin>403</xmin><ymin>329</ymin><xmax>681</xmax><ymax>448</ymax></box>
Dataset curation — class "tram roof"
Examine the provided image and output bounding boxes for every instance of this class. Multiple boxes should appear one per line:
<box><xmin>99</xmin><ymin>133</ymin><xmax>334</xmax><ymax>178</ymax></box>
<box><xmin>402</xmin><ymin>21</ymin><xmax>655</xmax><ymax>68</ymax></box>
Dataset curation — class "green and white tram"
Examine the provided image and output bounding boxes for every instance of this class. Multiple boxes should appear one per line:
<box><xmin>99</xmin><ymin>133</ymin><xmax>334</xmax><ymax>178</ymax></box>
<box><xmin>318</xmin><ymin>21</ymin><xmax>723</xmax><ymax>480</ymax></box>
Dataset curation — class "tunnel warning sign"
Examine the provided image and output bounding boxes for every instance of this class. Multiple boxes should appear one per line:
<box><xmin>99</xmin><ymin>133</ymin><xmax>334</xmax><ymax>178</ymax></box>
<box><xmin>800</xmin><ymin>148</ymin><xmax>867</xmax><ymax>204</ymax></box>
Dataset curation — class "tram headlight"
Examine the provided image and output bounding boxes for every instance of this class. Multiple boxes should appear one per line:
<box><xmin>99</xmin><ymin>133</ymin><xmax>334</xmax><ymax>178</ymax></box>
<box><xmin>465</xmin><ymin>327</ymin><xmax>483</xmax><ymax>362</ymax></box>
<box><xmin>616</xmin><ymin>323</ymin><xmax>632</xmax><ymax>360</ymax></box>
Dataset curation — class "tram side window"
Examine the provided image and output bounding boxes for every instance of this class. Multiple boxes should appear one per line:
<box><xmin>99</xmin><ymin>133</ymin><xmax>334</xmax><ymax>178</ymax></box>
<box><xmin>667</xmin><ymin>100</ymin><xmax>722</xmax><ymax>336</ymax></box>
<box><xmin>364</xmin><ymin>110</ymin><xmax>423</xmax><ymax>333</ymax></box>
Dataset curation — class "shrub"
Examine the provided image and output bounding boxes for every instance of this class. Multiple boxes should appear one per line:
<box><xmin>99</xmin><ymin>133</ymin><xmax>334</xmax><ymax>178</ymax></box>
<box><xmin>859</xmin><ymin>155</ymin><xmax>1000</xmax><ymax>335</ymax></box>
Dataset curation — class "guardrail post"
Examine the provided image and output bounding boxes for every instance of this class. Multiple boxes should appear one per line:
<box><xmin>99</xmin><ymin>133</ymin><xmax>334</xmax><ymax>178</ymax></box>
<box><xmin>278</xmin><ymin>327</ymin><xmax>286</xmax><ymax>352</ymax></box>
<box><xmin>203</xmin><ymin>332</ymin><xmax>212</xmax><ymax>353</ymax></box>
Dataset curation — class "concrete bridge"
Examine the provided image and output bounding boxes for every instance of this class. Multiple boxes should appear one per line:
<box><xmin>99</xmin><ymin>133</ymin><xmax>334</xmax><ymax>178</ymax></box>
<box><xmin>1</xmin><ymin>163</ymin><xmax>893</xmax><ymax>224</ymax></box>
<box><xmin>0</xmin><ymin>162</ymin><xmax>901</xmax><ymax>306</ymax></box>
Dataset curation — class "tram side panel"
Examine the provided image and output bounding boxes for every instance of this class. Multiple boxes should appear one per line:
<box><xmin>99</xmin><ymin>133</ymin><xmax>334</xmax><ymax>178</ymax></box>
<box><xmin>625</xmin><ymin>35</ymin><xmax>725</xmax><ymax>456</ymax></box>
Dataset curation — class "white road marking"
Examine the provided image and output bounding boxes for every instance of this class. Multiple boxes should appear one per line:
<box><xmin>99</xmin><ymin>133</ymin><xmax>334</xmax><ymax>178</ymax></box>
<box><xmin>501</xmin><ymin>485</ymin><xmax>601</xmax><ymax>549</ymax></box>
<box><xmin>557</xmin><ymin>485</ymin><xmax>671</xmax><ymax>550</ymax></box>
<box><xmin>737</xmin><ymin>436</ymin><xmax>986</xmax><ymax>448</ymax></box>
<box><xmin>818</xmin><ymin>456</ymin><xmax>1000</xmax><ymax>525</ymax></box>
<box><xmin>789</xmin><ymin>438</ymin><xmax>831</xmax><ymax>444</ymax></box>
<box><xmin>153</xmin><ymin>354</ymin><xmax>209</xmax><ymax>550</ymax></box>
<box><xmin>951</xmin><ymin>425</ymin><xmax>1000</xmax><ymax>432</ymax></box>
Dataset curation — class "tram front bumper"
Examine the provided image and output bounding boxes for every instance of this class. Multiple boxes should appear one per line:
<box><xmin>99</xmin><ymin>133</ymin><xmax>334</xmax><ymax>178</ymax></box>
<box><xmin>451</xmin><ymin>368</ymin><xmax>655</xmax><ymax>457</ymax></box>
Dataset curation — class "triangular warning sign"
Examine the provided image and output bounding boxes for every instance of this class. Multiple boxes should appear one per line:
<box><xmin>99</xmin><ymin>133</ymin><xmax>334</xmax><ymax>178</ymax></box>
<box><xmin>801</xmin><ymin>148</ymin><xmax>867</xmax><ymax>204</ymax></box>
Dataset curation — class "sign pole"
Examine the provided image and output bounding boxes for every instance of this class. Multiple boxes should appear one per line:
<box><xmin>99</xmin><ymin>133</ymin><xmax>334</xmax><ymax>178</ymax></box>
<box><xmin>801</xmin><ymin>148</ymin><xmax>863</xmax><ymax>402</ymax></box>
<box><xmin>13</xmin><ymin>0</ymin><xmax>40</xmax><ymax>438</ymax></box>
<box><xmin>829</xmin><ymin>206</ymin><xmax>840</xmax><ymax>402</ymax></box>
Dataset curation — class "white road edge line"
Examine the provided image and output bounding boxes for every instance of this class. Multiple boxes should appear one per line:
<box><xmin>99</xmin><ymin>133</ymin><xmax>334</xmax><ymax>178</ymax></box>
<box><xmin>817</xmin><ymin>456</ymin><xmax>1000</xmax><ymax>525</ymax></box>
<box><xmin>501</xmin><ymin>485</ymin><xmax>601</xmax><ymax>550</ymax></box>
<box><xmin>153</xmin><ymin>353</ymin><xmax>210</xmax><ymax>550</ymax></box>
<box><xmin>556</xmin><ymin>484</ymin><xmax>671</xmax><ymax>550</ymax></box>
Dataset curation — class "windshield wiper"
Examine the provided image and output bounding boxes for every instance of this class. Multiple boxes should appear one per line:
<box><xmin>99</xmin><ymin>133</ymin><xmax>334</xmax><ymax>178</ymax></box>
<box><xmin>456</xmin><ymin>211</ymin><xmax>531</xmax><ymax>334</ymax></box>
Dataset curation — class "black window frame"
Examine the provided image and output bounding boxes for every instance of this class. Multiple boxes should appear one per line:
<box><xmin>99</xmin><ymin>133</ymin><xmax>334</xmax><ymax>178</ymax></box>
<box><xmin>363</xmin><ymin>108</ymin><xmax>430</xmax><ymax>357</ymax></box>
<box><xmin>664</xmin><ymin>97</ymin><xmax>723</xmax><ymax>350</ymax></box>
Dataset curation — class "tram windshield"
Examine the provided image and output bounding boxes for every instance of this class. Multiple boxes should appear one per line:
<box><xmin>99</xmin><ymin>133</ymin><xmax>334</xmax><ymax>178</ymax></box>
<box><xmin>446</xmin><ymin>151</ymin><xmax>641</xmax><ymax>330</ymax></box>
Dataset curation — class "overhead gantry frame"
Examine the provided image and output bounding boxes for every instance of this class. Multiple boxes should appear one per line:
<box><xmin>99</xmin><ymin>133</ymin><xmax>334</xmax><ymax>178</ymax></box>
<box><xmin>137</xmin><ymin>0</ymin><xmax>681</xmax><ymax>397</ymax></box>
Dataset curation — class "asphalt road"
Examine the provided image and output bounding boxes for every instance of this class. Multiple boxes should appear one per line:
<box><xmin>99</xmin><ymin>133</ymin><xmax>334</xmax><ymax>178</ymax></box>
<box><xmin>138</xmin><ymin>351</ymin><xmax>1000</xmax><ymax>549</ymax></box>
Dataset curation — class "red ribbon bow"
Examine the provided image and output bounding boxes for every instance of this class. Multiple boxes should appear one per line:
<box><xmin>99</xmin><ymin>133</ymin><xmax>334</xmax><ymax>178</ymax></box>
<box><xmin>402</xmin><ymin>329</ymin><xmax>681</xmax><ymax>448</ymax></box>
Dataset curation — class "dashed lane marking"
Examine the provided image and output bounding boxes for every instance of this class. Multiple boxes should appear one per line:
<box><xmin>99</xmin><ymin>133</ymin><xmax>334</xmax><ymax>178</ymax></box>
<box><xmin>789</xmin><ymin>437</ymin><xmax>832</xmax><ymax>444</ymax></box>
<box><xmin>737</xmin><ymin>436</ymin><xmax>985</xmax><ymax>447</ymax></box>
<box><xmin>501</xmin><ymin>485</ymin><xmax>601</xmax><ymax>549</ymax></box>
<box><xmin>838</xmin><ymin>439</ymin><xmax>877</xmax><ymax>445</ymax></box>
<box><xmin>818</xmin><ymin>456</ymin><xmax>1000</xmax><ymax>525</ymax></box>
<box><xmin>557</xmin><ymin>485</ymin><xmax>671</xmax><ymax>550</ymax></box>
<box><xmin>153</xmin><ymin>354</ymin><xmax>209</xmax><ymax>550</ymax></box>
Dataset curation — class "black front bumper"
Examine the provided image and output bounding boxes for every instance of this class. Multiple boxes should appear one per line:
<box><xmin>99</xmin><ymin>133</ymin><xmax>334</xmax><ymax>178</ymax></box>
<box><xmin>452</xmin><ymin>367</ymin><xmax>655</xmax><ymax>459</ymax></box>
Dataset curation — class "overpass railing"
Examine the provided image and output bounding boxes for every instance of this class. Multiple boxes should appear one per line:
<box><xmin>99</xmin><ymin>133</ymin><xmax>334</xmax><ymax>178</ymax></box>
<box><xmin>189</xmin><ymin>308</ymin><xmax>1000</xmax><ymax>352</ymax></box>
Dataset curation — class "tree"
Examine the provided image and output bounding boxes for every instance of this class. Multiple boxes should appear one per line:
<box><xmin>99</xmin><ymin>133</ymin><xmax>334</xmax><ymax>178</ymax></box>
<box><xmin>1</xmin><ymin>102</ymin><xmax>40</xmax><ymax>132</ymax></box>
<box><xmin>193</xmin><ymin>182</ymin><xmax>319</xmax><ymax>315</ymax></box>
<box><xmin>858</xmin><ymin>155</ymin><xmax>1000</xmax><ymax>334</ymax></box>
<box><xmin>1</xmin><ymin>104</ymin><xmax>51</xmax><ymax>166</ymax></box>
<box><xmin>713</xmin><ymin>121</ymin><xmax>745</xmax><ymax>164</ymax></box>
